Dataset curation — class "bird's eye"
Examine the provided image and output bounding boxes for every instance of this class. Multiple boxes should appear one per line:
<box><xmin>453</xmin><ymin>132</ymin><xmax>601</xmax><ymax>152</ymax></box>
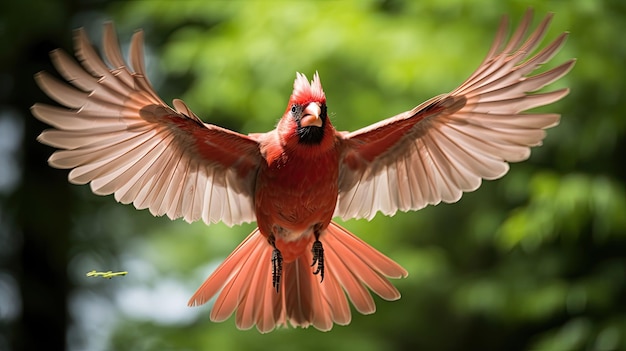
<box><xmin>291</xmin><ymin>105</ymin><xmax>297</xmax><ymax>114</ymax></box>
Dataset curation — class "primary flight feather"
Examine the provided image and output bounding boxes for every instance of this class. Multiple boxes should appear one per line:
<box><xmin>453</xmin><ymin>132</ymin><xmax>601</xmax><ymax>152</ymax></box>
<box><xmin>32</xmin><ymin>9</ymin><xmax>574</xmax><ymax>332</ymax></box>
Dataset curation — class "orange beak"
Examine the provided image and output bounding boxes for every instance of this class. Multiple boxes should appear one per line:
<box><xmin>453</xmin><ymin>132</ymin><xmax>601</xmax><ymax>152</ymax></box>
<box><xmin>300</xmin><ymin>102</ymin><xmax>322</xmax><ymax>128</ymax></box>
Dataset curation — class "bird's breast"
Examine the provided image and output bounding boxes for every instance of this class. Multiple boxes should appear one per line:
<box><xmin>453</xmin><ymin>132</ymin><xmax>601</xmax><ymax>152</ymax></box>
<box><xmin>254</xmin><ymin>147</ymin><xmax>340</xmax><ymax>246</ymax></box>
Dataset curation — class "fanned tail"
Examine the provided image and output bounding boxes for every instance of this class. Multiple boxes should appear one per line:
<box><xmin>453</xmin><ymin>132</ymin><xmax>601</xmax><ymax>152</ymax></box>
<box><xmin>188</xmin><ymin>222</ymin><xmax>407</xmax><ymax>333</ymax></box>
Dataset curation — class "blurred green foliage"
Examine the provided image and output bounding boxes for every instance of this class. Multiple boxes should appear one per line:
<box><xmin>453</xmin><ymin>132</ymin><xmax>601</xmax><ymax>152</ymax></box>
<box><xmin>3</xmin><ymin>0</ymin><xmax>626</xmax><ymax>350</ymax></box>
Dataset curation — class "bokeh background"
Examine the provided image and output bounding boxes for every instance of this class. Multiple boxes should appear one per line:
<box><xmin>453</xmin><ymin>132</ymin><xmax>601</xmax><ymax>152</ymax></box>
<box><xmin>1</xmin><ymin>0</ymin><xmax>625</xmax><ymax>350</ymax></box>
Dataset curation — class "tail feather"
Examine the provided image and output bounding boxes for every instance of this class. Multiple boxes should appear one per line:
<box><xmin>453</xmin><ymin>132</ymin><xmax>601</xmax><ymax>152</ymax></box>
<box><xmin>323</xmin><ymin>240</ymin><xmax>376</xmax><ymax>314</ymax></box>
<box><xmin>235</xmin><ymin>244</ymin><xmax>273</xmax><ymax>330</ymax></box>
<box><xmin>211</xmin><ymin>234</ymin><xmax>283</xmax><ymax>328</ymax></box>
<box><xmin>325</xmin><ymin>223</ymin><xmax>408</xmax><ymax>300</ymax></box>
<box><xmin>319</xmin><ymin>265</ymin><xmax>351</xmax><ymax>325</ymax></box>
<box><xmin>284</xmin><ymin>254</ymin><xmax>333</xmax><ymax>331</ymax></box>
<box><xmin>329</xmin><ymin>224</ymin><xmax>408</xmax><ymax>279</ymax></box>
<box><xmin>188</xmin><ymin>221</ymin><xmax>407</xmax><ymax>332</ymax></box>
<box><xmin>188</xmin><ymin>231</ymin><xmax>261</xmax><ymax>307</ymax></box>
<box><xmin>256</xmin><ymin>260</ymin><xmax>284</xmax><ymax>332</ymax></box>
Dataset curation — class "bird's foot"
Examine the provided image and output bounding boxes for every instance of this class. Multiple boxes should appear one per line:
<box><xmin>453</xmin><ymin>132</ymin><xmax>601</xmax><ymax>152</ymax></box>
<box><xmin>311</xmin><ymin>239</ymin><xmax>324</xmax><ymax>282</ymax></box>
<box><xmin>271</xmin><ymin>248</ymin><xmax>283</xmax><ymax>292</ymax></box>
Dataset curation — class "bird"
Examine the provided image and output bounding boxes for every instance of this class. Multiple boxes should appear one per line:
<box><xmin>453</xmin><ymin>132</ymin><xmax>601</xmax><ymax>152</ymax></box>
<box><xmin>32</xmin><ymin>9</ymin><xmax>574</xmax><ymax>333</ymax></box>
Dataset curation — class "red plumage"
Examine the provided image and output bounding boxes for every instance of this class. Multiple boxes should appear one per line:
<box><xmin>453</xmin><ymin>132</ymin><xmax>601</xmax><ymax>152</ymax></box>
<box><xmin>32</xmin><ymin>9</ymin><xmax>574</xmax><ymax>332</ymax></box>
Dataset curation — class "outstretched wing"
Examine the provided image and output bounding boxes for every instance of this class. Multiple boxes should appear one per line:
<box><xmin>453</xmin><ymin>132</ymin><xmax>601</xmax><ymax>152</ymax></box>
<box><xmin>335</xmin><ymin>9</ymin><xmax>575</xmax><ymax>221</ymax></box>
<box><xmin>32</xmin><ymin>23</ymin><xmax>262</xmax><ymax>226</ymax></box>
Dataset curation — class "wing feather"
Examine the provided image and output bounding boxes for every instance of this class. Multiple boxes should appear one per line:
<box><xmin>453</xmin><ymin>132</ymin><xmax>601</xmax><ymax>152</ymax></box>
<box><xmin>33</xmin><ymin>23</ymin><xmax>262</xmax><ymax>226</ymax></box>
<box><xmin>335</xmin><ymin>10</ymin><xmax>574</xmax><ymax>221</ymax></box>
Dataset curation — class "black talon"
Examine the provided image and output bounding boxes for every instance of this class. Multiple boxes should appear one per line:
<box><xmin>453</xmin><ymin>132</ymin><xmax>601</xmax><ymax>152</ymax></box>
<box><xmin>311</xmin><ymin>239</ymin><xmax>324</xmax><ymax>283</ymax></box>
<box><xmin>268</xmin><ymin>234</ymin><xmax>283</xmax><ymax>293</ymax></box>
<box><xmin>271</xmin><ymin>248</ymin><xmax>283</xmax><ymax>292</ymax></box>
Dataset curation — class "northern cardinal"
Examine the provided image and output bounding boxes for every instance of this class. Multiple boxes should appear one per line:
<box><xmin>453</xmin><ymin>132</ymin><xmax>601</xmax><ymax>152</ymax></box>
<box><xmin>32</xmin><ymin>9</ymin><xmax>574</xmax><ymax>332</ymax></box>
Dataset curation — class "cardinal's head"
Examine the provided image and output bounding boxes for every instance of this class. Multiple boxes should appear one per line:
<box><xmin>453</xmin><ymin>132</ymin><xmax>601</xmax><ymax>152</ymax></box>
<box><xmin>280</xmin><ymin>72</ymin><xmax>330</xmax><ymax>146</ymax></box>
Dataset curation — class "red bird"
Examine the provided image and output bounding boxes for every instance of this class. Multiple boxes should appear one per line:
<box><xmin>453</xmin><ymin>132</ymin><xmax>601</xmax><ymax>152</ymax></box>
<box><xmin>32</xmin><ymin>10</ymin><xmax>574</xmax><ymax>332</ymax></box>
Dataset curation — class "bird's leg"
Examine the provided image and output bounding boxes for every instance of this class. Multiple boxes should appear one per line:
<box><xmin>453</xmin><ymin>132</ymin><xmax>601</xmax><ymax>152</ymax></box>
<box><xmin>268</xmin><ymin>234</ymin><xmax>282</xmax><ymax>293</ymax></box>
<box><xmin>311</xmin><ymin>224</ymin><xmax>324</xmax><ymax>283</ymax></box>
